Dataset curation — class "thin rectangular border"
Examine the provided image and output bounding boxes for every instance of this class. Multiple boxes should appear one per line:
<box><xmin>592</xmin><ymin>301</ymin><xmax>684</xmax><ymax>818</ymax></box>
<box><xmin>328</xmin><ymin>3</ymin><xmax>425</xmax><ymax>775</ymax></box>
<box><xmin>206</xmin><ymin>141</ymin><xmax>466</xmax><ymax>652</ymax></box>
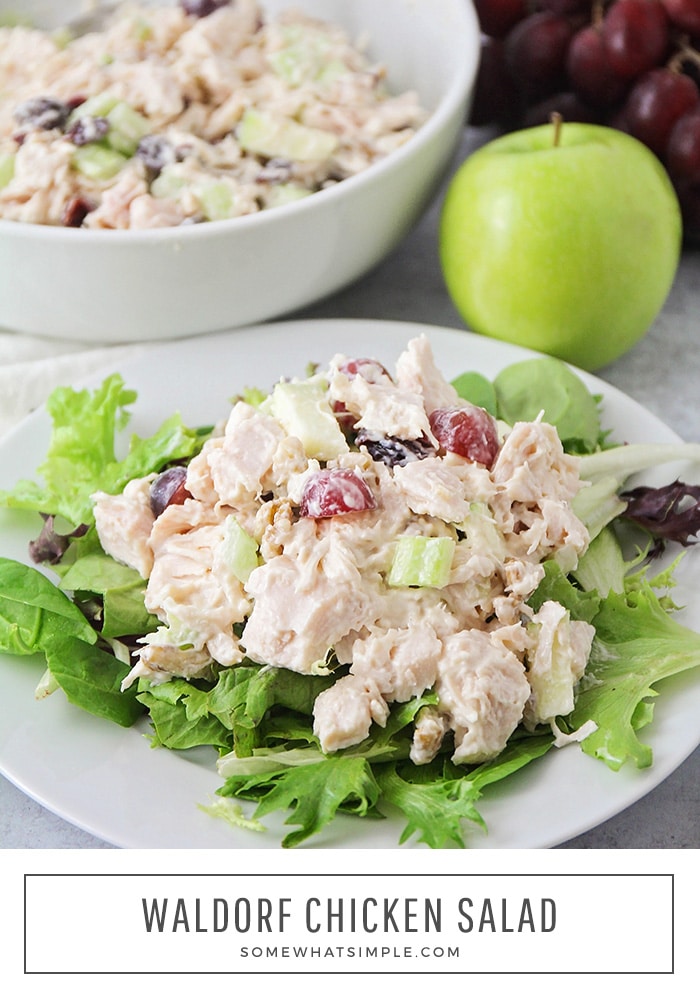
<box><xmin>23</xmin><ymin>872</ymin><xmax>675</xmax><ymax>976</ymax></box>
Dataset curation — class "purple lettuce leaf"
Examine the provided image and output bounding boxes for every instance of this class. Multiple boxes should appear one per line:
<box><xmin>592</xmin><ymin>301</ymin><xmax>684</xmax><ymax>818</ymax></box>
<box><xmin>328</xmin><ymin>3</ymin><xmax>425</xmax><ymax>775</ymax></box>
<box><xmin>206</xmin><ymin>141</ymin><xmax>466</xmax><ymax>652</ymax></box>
<box><xmin>620</xmin><ymin>479</ymin><xmax>700</xmax><ymax>555</ymax></box>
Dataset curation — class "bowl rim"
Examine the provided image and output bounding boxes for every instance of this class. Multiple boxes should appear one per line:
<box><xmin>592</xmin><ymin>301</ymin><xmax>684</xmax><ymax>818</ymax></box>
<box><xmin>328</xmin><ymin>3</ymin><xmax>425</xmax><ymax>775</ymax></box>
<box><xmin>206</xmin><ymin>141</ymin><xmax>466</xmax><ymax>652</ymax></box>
<box><xmin>0</xmin><ymin>0</ymin><xmax>480</xmax><ymax>245</ymax></box>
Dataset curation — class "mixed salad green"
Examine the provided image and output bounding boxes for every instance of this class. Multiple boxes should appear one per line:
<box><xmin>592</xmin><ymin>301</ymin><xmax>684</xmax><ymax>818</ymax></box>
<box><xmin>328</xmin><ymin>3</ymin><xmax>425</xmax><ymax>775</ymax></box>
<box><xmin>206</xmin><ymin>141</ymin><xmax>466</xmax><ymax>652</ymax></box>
<box><xmin>1</xmin><ymin>351</ymin><xmax>700</xmax><ymax>848</ymax></box>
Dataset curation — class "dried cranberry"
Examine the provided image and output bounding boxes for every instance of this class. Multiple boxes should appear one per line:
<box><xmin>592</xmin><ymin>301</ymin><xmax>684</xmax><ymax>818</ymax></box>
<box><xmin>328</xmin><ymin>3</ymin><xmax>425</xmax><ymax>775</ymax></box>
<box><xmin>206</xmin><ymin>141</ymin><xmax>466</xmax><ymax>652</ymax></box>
<box><xmin>136</xmin><ymin>135</ymin><xmax>177</xmax><ymax>177</ymax></box>
<box><xmin>338</xmin><ymin>357</ymin><xmax>393</xmax><ymax>384</ymax></box>
<box><xmin>13</xmin><ymin>96</ymin><xmax>72</xmax><ymax>131</ymax></box>
<box><xmin>65</xmin><ymin>115</ymin><xmax>109</xmax><ymax>146</ymax></box>
<box><xmin>180</xmin><ymin>0</ymin><xmax>230</xmax><ymax>16</ymax></box>
<box><xmin>61</xmin><ymin>196</ymin><xmax>95</xmax><ymax>227</ymax></box>
<box><xmin>429</xmin><ymin>405</ymin><xmax>500</xmax><ymax>466</ymax></box>
<box><xmin>299</xmin><ymin>469</ymin><xmax>377</xmax><ymax>518</ymax></box>
<box><xmin>150</xmin><ymin>467</ymin><xmax>192</xmax><ymax>517</ymax></box>
<box><xmin>355</xmin><ymin>430</ymin><xmax>435</xmax><ymax>468</ymax></box>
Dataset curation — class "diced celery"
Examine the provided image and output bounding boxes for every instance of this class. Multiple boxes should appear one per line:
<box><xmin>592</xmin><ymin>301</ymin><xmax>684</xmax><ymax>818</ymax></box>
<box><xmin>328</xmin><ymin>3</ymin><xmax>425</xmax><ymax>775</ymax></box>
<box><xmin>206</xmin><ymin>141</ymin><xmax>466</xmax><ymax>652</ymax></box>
<box><xmin>265</xmin><ymin>183</ymin><xmax>311</xmax><ymax>209</ymax></box>
<box><xmin>67</xmin><ymin>93</ymin><xmax>120</xmax><ymax>126</ymax></box>
<box><xmin>270</xmin><ymin>379</ymin><xmax>349</xmax><ymax>461</ymax></box>
<box><xmin>198</xmin><ymin>181</ymin><xmax>236</xmax><ymax>221</ymax></box>
<box><xmin>221</xmin><ymin>516</ymin><xmax>260</xmax><ymax>583</ymax></box>
<box><xmin>71</xmin><ymin>144</ymin><xmax>127</xmax><ymax>180</ymax></box>
<box><xmin>105</xmin><ymin>101</ymin><xmax>150</xmax><ymax>156</ymax></box>
<box><xmin>0</xmin><ymin>152</ymin><xmax>15</xmax><ymax>189</ymax></box>
<box><xmin>388</xmin><ymin>536</ymin><xmax>456</xmax><ymax>589</ymax></box>
<box><xmin>238</xmin><ymin>108</ymin><xmax>338</xmax><ymax>162</ymax></box>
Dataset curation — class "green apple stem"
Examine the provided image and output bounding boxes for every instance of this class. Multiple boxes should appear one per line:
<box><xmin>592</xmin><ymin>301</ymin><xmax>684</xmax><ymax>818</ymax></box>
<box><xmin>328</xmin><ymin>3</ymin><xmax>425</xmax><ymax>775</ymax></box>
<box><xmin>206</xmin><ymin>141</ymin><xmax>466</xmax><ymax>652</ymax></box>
<box><xmin>550</xmin><ymin>111</ymin><xmax>563</xmax><ymax>147</ymax></box>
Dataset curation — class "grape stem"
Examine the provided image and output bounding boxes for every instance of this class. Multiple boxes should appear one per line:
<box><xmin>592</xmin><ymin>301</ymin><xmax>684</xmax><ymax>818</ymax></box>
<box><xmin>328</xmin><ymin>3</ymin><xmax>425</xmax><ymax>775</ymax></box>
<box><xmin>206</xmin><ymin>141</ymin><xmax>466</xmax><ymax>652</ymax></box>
<box><xmin>668</xmin><ymin>36</ymin><xmax>700</xmax><ymax>75</ymax></box>
<box><xmin>550</xmin><ymin>111</ymin><xmax>563</xmax><ymax>147</ymax></box>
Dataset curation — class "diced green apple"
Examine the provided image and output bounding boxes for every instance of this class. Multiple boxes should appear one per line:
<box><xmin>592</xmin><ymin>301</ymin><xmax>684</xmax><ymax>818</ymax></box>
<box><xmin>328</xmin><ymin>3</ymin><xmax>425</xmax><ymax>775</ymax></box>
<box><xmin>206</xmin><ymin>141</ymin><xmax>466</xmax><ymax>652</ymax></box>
<box><xmin>270</xmin><ymin>380</ymin><xmax>348</xmax><ymax>461</ymax></box>
<box><xmin>221</xmin><ymin>516</ymin><xmax>260</xmax><ymax>583</ymax></box>
<box><xmin>198</xmin><ymin>181</ymin><xmax>236</xmax><ymax>221</ymax></box>
<box><xmin>238</xmin><ymin>108</ymin><xmax>338</xmax><ymax>162</ymax></box>
<box><xmin>264</xmin><ymin>183</ymin><xmax>311</xmax><ymax>209</ymax></box>
<box><xmin>150</xmin><ymin>166</ymin><xmax>187</xmax><ymax>199</ymax></box>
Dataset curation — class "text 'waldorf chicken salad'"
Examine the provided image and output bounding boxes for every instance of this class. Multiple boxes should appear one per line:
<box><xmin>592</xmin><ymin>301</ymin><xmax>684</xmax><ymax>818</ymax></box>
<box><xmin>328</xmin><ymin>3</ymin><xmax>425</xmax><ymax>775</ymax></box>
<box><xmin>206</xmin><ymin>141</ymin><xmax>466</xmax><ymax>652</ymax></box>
<box><xmin>2</xmin><ymin>334</ymin><xmax>700</xmax><ymax>847</ymax></box>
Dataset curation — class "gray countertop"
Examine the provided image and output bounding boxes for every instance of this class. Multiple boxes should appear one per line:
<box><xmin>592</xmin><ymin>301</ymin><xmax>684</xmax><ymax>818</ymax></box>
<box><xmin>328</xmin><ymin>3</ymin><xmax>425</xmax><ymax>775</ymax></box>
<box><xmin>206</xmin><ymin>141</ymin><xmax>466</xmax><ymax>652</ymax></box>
<box><xmin>1</xmin><ymin>127</ymin><xmax>699</xmax><ymax>849</ymax></box>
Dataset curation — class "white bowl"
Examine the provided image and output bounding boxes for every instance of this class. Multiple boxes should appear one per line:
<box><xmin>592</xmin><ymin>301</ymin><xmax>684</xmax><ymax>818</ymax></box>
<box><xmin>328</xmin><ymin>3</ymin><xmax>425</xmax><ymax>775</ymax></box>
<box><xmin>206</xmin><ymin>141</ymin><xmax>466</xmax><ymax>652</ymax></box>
<box><xmin>0</xmin><ymin>0</ymin><xmax>479</xmax><ymax>342</ymax></box>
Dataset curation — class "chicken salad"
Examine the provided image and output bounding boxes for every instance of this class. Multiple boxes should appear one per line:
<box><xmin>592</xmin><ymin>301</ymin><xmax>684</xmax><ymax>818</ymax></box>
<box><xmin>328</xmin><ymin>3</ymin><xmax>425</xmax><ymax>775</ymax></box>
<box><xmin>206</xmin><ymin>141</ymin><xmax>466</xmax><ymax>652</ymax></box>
<box><xmin>2</xmin><ymin>332</ymin><xmax>700</xmax><ymax>847</ymax></box>
<box><xmin>0</xmin><ymin>1</ymin><xmax>426</xmax><ymax>228</ymax></box>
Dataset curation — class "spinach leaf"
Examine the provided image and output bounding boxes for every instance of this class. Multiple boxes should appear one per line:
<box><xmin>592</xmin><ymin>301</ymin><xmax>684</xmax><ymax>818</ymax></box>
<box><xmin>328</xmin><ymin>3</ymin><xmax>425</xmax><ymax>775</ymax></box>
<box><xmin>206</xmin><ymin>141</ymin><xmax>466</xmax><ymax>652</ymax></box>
<box><xmin>451</xmin><ymin>371</ymin><xmax>498</xmax><ymax>414</ymax></box>
<box><xmin>60</xmin><ymin>552</ymin><xmax>158</xmax><ymax>637</ymax></box>
<box><xmin>493</xmin><ymin>356</ymin><xmax>602</xmax><ymax>453</ymax></box>
<box><xmin>46</xmin><ymin>635</ymin><xmax>144</xmax><ymax>727</ymax></box>
<box><xmin>0</xmin><ymin>557</ymin><xmax>96</xmax><ymax>654</ymax></box>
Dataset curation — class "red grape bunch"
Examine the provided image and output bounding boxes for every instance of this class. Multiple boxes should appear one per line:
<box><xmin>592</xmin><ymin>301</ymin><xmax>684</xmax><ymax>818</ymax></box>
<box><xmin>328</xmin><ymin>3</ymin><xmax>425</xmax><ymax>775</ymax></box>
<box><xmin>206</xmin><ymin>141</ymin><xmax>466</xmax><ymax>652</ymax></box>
<box><xmin>470</xmin><ymin>0</ymin><xmax>700</xmax><ymax>242</ymax></box>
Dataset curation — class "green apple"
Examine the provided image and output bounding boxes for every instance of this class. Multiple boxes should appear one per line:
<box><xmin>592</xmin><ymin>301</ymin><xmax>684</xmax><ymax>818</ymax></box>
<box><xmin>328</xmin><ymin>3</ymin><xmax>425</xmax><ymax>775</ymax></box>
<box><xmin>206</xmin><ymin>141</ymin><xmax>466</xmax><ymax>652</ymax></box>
<box><xmin>439</xmin><ymin>121</ymin><xmax>682</xmax><ymax>371</ymax></box>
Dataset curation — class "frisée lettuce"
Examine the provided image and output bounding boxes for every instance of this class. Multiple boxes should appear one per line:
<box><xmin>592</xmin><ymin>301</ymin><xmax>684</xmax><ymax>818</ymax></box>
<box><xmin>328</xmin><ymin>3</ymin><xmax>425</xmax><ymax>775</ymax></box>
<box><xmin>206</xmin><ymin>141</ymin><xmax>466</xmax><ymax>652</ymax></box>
<box><xmin>1</xmin><ymin>347</ymin><xmax>700</xmax><ymax>848</ymax></box>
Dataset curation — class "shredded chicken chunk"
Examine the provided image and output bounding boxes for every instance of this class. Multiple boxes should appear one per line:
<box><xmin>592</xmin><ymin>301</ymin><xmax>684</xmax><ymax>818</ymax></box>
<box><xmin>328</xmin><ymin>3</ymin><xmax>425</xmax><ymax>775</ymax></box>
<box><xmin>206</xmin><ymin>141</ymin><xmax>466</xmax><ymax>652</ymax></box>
<box><xmin>92</xmin><ymin>475</ymin><xmax>155</xmax><ymax>579</ymax></box>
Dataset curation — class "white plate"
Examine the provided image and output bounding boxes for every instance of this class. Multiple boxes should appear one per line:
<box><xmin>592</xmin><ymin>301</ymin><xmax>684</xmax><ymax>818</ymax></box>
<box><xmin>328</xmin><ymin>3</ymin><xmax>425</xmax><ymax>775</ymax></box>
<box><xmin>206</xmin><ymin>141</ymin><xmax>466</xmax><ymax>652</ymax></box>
<box><xmin>1</xmin><ymin>319</ymin><xmax>699</xmax><ymax>849</ymax></box>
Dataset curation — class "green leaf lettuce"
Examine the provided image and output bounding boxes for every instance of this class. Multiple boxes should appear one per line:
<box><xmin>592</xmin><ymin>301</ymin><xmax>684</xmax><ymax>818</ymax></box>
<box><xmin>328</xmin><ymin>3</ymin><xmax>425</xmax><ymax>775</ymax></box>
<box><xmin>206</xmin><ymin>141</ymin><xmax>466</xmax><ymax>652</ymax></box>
<box><xmin>570</xmin><ymin>576</ymin><xmax>700</xmax><ymax>769</ymax></box>
<box><xmin>0</xmin><ymin>374</ymin><xmax>201</xmax><ymax>527</ymax></box>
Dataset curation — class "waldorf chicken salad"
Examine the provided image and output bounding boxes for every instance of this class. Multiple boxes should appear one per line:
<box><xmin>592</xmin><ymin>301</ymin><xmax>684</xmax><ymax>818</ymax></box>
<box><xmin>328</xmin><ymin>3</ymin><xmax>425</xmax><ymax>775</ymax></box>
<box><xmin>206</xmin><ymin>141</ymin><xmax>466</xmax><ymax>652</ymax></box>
<box><xmin>0</xmin><ymin>0</ymin><xmax>425</xmax><ymax>228</ymax></box>
<box><xmin>2</xmin><ymin>335</ymin><xmax>700</xmax><ymax>847</ymax></box>
<box><xmin>96</xmin><ymin>336</ymin><xmax>594</xmax><ymax>759</ymax></box>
